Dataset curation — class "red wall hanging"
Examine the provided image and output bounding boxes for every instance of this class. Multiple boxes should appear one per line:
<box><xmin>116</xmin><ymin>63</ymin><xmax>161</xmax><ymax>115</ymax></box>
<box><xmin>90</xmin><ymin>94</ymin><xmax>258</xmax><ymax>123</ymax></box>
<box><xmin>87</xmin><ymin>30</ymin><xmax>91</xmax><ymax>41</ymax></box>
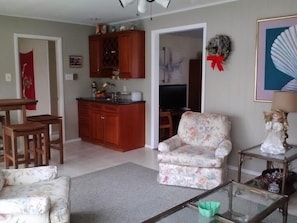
<box><xmin>20</xmin><ymin>50</ymin><xmax>36</xmax><ymax>110</ymax></box>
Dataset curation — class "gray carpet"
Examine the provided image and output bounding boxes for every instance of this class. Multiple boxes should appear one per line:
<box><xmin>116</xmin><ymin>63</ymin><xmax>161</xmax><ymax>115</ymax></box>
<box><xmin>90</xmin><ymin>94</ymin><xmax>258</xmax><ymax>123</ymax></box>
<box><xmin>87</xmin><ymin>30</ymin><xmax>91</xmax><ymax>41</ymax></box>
<box><xmin>70</xmin><ymin>162</ymin><xmax>297</xmax><ymax>223</ymax></box>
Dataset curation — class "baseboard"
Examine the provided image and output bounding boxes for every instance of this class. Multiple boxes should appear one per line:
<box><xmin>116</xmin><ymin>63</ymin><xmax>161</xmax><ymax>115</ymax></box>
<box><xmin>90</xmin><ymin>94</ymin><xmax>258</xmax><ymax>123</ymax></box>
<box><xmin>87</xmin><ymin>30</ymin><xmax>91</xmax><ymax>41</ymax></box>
<box><xmin>65</xmin><ymin>138</ymin><xmax>81</xmax><ymax>144</ymax></box>
<box><xmin>228</xmin><ymin>164</ymin><xmax>261</xmax><ymax>177</ymax></box>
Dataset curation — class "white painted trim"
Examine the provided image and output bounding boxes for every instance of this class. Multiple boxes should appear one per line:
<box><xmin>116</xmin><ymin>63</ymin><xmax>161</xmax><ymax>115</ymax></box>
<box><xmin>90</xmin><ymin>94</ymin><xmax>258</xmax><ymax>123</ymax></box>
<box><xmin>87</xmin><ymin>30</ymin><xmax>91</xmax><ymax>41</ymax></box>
<box><xmin>13</xmin><ymin>33</ymin><xmax>65</xmax><ymax>143</ymax></box>
<box><xmin>65</xmin><ymin>138</ymin><xmax>81</xmax><ymax>144</ymax></box>
<box><xmin>150</xmin><ymin>23</ymin><xmax>207</xmax><ymax>149</ymax></box>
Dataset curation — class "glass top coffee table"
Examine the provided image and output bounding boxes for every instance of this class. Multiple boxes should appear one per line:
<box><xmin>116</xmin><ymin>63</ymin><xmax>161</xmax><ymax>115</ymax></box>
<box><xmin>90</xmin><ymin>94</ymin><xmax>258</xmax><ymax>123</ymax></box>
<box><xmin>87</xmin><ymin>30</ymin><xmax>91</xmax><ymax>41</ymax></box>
<box><xmin>142</xmin><ymin>180</ymin><xmax>288</xmax><ymax>223</ymax></box>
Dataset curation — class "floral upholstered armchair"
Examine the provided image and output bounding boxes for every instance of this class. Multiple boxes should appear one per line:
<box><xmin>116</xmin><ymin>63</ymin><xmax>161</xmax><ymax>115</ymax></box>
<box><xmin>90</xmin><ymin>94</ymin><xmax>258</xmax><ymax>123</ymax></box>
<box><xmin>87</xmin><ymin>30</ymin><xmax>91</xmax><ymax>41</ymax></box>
<box><xmin>0</xmin><ymin>166</ymin><xmax>70</xmax><ymax>223</ymax></box>
<box><xmin>158</xmin><ymin>111</ymin><xmax>232</xmax><ymax>190</ymax></box>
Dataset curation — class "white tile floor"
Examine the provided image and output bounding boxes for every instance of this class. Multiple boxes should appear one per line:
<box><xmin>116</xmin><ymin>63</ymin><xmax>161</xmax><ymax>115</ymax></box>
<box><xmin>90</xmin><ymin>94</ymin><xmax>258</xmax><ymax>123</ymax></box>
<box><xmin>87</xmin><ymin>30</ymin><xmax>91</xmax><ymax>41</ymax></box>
<box><xmin>40</xmin><ymin>140</ymin><xmax>297</xmax><ymax>216</ymax></box>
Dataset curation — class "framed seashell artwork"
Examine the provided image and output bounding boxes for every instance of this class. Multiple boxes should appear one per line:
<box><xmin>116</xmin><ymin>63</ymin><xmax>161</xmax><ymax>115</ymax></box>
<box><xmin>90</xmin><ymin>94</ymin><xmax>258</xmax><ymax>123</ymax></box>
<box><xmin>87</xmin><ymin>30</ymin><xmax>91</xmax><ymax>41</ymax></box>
<box><xmin>254</xmin><ymin>14</ymin><xmax>297</xmax><ymax>102</ymax></box>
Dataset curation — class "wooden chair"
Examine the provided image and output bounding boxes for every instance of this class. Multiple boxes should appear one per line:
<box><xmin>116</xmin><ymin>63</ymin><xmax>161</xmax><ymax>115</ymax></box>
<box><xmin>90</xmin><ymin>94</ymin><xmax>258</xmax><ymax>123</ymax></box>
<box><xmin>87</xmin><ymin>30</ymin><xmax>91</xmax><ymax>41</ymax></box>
<box><xmin>0</xmin><ymin>115</ymin><xmax>6</xmax><ymax>162</ymax></box>
<box><xmin>27</xmin><ymin>115</ymin><xmax>64</xmax><ymax>164</ymax></box>
<box><xmin>159</xmin><ymin>111</ymin><xmax>173</xmax><ymax>141</ymax></box>
<box><xmin>3</xmin><ymin>122</ymin><xmax>49</xmax><ymax>168</ymax></box>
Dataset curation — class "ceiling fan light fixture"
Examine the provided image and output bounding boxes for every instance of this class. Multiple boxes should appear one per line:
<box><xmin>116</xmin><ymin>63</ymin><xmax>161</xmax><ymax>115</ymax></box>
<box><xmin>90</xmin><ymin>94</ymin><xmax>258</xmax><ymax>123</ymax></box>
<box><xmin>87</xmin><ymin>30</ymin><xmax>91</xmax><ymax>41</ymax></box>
<box><xmin>155</xmin><ymin>0</ymin><xmax>171</xmax><ymax>8</ymax></box>
<box><xmin>118</xmin><ymin>0</ymin><xmax>135</xmax><ymax>8</ymax></box>
<box><xmin>138</xmin><ymin>0</ymin><xmax>148</xmax><ymax>13</ymax></box>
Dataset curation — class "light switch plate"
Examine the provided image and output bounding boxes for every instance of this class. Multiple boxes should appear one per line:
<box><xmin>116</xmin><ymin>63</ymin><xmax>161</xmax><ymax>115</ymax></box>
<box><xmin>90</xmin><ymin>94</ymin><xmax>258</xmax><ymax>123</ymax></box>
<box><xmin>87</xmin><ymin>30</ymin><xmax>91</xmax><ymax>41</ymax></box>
<box><xmin>5</xmin><ymin>73</ymin><xmax>11</xmax><ymax>82</ymax></box>
<box><xmin>65</xmin><ymin>73</ymin><xmax>73</xmax><ymax>80</ymax></box>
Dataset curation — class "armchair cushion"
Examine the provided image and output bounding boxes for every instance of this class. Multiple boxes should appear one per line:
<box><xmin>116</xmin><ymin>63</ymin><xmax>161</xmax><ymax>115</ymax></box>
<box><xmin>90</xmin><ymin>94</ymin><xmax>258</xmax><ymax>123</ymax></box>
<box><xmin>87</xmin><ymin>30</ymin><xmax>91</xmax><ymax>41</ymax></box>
<box><xmin>178</xmin><ymin>112</ymin><xmax>231</xmax><ymax>148</ymax></box>
<box><xmin>158</xmin><ymin>144</ymin><xmax>224</xmax><ymax>167</ymax></box>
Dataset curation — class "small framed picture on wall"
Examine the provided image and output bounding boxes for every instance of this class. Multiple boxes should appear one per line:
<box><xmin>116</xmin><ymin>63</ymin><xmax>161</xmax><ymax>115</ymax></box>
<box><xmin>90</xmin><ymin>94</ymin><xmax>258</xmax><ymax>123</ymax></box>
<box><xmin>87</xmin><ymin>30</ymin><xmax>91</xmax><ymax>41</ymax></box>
<box><xmin>69</xmin><ymin>55</ymin><xmax>83</xmax><ymax>68</ymax></box>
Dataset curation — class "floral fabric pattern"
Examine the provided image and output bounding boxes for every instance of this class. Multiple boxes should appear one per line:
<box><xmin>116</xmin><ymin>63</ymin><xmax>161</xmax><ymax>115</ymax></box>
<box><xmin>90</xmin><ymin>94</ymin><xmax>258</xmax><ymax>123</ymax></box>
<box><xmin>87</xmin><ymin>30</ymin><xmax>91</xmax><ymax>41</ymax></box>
<box><xmin>158</xmin><ymin>112</ymin><xmax>232</xmax><ymax>190</ymax></box>
<box><xmin>0</xmin><ymin>166</ymin><xmax>70</xmax><ymax>223</ymax></box>
<box><xmin>158</xmin><ymin>145</ymin><xmax>224</xmax><ymax>167</ymax></box>
<box><xmin>0</xmin><ymin>171</ymin><xmax>4</xmax><ymax>191</ymax></box>
<box><xmin>158</xmin><ymin>163</ymin><xmax>224</xmax><ymax>190</ymax></box>
<box><xmin>178</xmin><ymin>112</ymin><xmax>231</xmax><ymax>148</ymax></box>
<box><xmin>3</xmin><ymin>165</ymin><xmax>58</xmax><ymax>186</ymax></box>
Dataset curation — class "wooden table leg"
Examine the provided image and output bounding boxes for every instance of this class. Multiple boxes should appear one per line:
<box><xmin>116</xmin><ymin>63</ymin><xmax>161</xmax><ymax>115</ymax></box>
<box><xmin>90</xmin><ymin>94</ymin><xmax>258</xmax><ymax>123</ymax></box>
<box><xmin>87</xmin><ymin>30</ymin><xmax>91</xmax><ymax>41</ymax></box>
<box><xmin>238</xmin><ymin>152</ymin><xmax>244</xmax><ymax>183</ymax></box>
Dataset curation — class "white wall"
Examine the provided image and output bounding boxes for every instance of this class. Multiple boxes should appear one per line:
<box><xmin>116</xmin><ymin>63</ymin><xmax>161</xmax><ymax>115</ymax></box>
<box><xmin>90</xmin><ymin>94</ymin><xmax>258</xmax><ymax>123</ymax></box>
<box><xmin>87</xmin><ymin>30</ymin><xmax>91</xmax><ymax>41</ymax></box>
<box><xmin>140</xmin><ymin>0</ymin><xmax>297</xmax><ymax>172</ymax></box>
<box><xmin>159</xmin><ymin>34</ymin><xmax>202</xmax><ymax>85</ymax></box>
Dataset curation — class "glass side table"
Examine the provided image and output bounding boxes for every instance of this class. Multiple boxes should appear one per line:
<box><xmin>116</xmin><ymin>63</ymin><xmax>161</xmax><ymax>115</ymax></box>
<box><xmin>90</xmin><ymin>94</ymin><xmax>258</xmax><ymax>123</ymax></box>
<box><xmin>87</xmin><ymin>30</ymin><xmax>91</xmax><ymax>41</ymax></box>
<box><xmin>238</xmin><ymin>144</ymin><xmax>297</xmax><ymax>195</ymax></box>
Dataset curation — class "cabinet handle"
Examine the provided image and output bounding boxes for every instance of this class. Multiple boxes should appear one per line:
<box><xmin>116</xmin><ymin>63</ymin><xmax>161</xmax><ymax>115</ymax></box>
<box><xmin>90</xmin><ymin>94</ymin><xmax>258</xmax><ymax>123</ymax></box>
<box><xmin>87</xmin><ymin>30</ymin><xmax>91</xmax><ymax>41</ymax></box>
<box><xmin>111</xmin><ymin>50</ymin><xmax>116</xmax><ymax>54</ymax></box>
<box><xmin>101</xmin><ymin>116</ymin><xmax>105</xmax><ymax>120</ymax></box>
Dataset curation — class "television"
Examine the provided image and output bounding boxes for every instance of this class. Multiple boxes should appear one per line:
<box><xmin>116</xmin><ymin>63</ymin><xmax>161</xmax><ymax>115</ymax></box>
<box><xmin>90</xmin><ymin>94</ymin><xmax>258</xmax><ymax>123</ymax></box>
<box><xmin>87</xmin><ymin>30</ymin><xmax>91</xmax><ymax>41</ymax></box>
<box><xmin>159</xmin><ymin>84</ymin><xmax>187</xmax><ymax>110</ymax></box>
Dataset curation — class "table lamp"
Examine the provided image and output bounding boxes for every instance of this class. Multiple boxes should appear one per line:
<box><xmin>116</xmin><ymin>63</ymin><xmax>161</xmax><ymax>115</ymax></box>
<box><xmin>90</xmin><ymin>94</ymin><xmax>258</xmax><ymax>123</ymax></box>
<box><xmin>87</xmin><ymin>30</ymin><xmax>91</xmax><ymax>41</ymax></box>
<box><xmin>271</xmin><ymin>91</ymin><xmax>297</xmax><ymax>148</ymax></box>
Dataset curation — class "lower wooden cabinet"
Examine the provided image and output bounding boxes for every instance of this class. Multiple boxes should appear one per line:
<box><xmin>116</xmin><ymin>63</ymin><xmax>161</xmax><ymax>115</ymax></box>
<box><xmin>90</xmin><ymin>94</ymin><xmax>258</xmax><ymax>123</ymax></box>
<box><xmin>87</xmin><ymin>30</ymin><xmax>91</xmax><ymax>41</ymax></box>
<box><xmin>78</xmin><ymin>101</ymin><xmax>91</xmax><ymax>141</ymax></box>
<box><xmin>77</xmin><ymin>100</ymin><xmax>145</xmax><ymax>151</ymax></box>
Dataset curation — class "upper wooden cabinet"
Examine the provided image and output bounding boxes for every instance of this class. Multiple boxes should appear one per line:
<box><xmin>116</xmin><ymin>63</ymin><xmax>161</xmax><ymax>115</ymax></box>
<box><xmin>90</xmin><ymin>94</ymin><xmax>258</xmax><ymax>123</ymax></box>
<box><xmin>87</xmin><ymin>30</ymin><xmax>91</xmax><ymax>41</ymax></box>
<box><xmin>89</xmin><ymin>35</ymin><xmax>103</xmax><ymax>77</ymax></box>
<box><xmin>89</xmin><ymin>30</ymin><xmax>145</xmax><ymax>78</ymax></box>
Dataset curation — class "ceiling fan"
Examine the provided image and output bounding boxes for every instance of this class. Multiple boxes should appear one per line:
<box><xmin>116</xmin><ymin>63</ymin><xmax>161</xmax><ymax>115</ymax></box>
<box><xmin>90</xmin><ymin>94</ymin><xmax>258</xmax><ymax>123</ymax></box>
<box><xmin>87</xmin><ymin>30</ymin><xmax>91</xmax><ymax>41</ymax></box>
<box><xmin>118</xmin><ymin>0</ymin><xmax>171</xmax><ymax>13</ymax></box>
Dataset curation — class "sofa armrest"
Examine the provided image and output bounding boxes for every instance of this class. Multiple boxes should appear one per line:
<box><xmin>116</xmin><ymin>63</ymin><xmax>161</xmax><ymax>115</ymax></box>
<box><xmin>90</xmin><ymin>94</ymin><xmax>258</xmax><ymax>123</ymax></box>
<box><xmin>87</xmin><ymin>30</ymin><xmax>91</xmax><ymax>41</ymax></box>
<box><xmin>3</xmin><ymin>166</ymin><xmax>57</xmax><ymax>186</ymax></box>
<box><xmin>158</xmin><ymin>135</ymin><xmax>184</xmax><ymax>152</ymax></box>
<box><xmin>215</xmin><ymin>139</ymin><xmax>232</xmax><ymax>158</ymax></box>
<box><xmin>0</xmin><ymin>196</ymin><xmax>50</xmax><ymax>215</ymax></box>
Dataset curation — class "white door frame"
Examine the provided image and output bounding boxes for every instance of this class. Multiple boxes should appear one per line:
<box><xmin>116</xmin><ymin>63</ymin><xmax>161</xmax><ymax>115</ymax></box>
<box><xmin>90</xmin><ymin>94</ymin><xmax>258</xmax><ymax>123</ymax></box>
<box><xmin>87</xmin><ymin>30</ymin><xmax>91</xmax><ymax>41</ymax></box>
<box><xmin>13</xmin><ymin>33</ymin><xmax>65</xmax><ymax>142</ymax></box>
<box><xmin>150</xmin><ymin>23</ymin><xmax>207</xmax><ymax>149</ymax></box>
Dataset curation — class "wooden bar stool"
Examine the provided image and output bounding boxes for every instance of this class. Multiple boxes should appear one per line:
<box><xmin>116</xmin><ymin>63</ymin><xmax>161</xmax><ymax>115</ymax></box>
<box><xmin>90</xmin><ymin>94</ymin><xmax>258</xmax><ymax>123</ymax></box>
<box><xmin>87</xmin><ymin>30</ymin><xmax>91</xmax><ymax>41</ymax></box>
<box><xmin>27</xmin><ymin>115</ymin><xmax>64</xmax><ymax>164</ymax></box>
<box><xmin>3</xmin><ymin>122</ymin><xmax>49</xmax><ymax>168</ymax></box>
<box><xmin>159</xmin><ymin>111</ymin><xmax>173</xmax><ymax>141</ymax></box>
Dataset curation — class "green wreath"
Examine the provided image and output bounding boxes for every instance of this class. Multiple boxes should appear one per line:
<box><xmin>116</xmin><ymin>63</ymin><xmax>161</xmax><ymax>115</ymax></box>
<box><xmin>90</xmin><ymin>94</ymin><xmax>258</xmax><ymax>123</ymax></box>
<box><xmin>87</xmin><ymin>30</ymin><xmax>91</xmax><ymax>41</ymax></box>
<box><xmin>206</xmin><ymin>35</ymin><xmax>232</xmax><ymax>60</ymax></box>
<box><xmin>206</xmin><ymin>35</ymin><xmax>232</xmax><ymax>71</ymax></box>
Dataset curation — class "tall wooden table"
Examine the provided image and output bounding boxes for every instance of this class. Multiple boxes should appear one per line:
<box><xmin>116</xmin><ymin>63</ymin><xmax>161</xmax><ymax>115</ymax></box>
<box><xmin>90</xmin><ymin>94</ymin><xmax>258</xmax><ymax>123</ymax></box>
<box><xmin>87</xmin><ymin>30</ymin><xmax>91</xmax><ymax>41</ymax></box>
<box><xmin>0</xmin><ymin>99</ymin><xmax>39</xmax><ymax>166</ymax></box>
<box><xmin>0</xmin><ymin>99</ymin><xmax>38</xmax><ymax>124</ymax></box>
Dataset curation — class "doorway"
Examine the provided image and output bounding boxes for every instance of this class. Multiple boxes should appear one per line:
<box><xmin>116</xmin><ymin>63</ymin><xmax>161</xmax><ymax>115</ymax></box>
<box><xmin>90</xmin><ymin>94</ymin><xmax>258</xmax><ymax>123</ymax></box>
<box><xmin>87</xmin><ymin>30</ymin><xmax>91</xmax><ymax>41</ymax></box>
<box><xmin>151</xmin><ymin>23</ymin><xmax>206</xmax><ymax>149</ymax></box>
<box><xmin>13</xmin><ymin>34</ymin><xmax>65</xmax><ymax>141</ymax></box>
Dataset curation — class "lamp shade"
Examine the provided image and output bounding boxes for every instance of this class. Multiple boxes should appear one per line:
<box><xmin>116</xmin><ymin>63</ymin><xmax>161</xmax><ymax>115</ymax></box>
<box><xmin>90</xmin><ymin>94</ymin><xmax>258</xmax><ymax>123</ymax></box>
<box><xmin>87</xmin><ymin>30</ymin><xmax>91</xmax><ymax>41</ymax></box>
<box><xmin>138</xmin><ymin>0</ymin><xmax>148</xmax><ymax>13</ymax></box>
<box><xmin>271</xmin><ymin>91</ymin><xmax>297</xmax><ymax>113</ymax></box>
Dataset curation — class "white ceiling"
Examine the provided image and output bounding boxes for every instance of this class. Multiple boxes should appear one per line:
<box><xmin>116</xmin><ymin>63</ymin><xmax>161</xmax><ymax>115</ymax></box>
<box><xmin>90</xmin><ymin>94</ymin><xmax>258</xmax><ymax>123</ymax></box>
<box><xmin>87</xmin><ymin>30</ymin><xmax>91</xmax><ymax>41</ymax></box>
<box><xmin>0</xmin><ymin>0</ymin><xmax>237</xmax><ymax>26</ymax></box>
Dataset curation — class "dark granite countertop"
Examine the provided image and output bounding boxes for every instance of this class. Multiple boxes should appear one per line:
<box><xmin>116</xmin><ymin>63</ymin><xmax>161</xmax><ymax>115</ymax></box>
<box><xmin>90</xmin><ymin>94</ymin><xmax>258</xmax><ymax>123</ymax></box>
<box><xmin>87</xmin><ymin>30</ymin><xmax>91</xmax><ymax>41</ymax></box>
<box><xmin>76</xmin><ymin>97</ymin><xmax>145</xmax><ymax>105</ymax></box>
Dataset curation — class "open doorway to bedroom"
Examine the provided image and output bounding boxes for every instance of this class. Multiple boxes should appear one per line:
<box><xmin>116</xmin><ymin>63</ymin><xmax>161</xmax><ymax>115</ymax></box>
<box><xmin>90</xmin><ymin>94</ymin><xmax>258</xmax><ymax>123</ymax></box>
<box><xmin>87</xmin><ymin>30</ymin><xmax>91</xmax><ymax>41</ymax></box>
<box><xmin>151</xmin><ymin>23</ymin><xmax>206</xmax><ymax>148</ymax></box>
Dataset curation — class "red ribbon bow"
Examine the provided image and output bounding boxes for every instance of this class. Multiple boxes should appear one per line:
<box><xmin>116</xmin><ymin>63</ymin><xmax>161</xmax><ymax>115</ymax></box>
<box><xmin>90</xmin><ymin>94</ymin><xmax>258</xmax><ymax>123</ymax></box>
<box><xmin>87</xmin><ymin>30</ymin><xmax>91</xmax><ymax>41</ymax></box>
<box><xmin>207</xmin><ymin>55</ymin><xmax>225</xmax><ymax>71</ymax></box>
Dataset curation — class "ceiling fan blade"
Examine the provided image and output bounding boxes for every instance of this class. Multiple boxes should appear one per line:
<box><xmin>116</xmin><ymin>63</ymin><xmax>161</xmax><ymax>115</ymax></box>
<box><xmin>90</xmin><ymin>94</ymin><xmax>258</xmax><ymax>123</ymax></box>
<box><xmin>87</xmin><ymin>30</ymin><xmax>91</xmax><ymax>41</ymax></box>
<box><xmin>138</xmin><ymin>0</ymin><xmax>148</xmax><ymax>13</ymax></box>
<box><xmin>118</xmin><ymin>0</ymin><xmax>136</xmax><ymax>8</ymax></box>
<box><xmin>155</xmin><ymin>0</ymin><xmax>171</xmax><ymax>8</ymax></box>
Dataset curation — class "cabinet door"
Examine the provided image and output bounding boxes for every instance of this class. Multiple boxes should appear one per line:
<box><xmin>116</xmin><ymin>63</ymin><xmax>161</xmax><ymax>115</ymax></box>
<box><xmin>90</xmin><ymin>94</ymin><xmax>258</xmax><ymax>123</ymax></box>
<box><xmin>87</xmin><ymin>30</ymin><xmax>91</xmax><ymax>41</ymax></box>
<box><xmin>118</xmin><ymin>34</ymin><xmax>131</xmax><ymax>78</ymax></box>
<box><xmin>102</xmin><ymin>36</ymin><xmax>118</xmax><ymax>68</ymax></box>
<box><xmin>119</xmin><ymin>31</ymin><xmax>145</xmax><ymax>78</ymax></box>
<box><xmin>103</xmin><ymin>113</ymin><xmax>119</xmax><ymax>146</ymax></box>
<box><xmin>92</xmin><ymin>112</ymin><xmax>104</xmax><ymax>141</ymax></box>
<box><xmin>78</xmin><ymin>101</ymin><xmax>90</xmax><ymax>140</ymax></box>
<box><xmin>89</xmin><ymin>35</ymin><xmax>102</xmax><ymax>77</ymax></box>
<box><xmin>90</xmin><ymin>104</ymin><xmax>104</xmax><ymax>141</ymax></box>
